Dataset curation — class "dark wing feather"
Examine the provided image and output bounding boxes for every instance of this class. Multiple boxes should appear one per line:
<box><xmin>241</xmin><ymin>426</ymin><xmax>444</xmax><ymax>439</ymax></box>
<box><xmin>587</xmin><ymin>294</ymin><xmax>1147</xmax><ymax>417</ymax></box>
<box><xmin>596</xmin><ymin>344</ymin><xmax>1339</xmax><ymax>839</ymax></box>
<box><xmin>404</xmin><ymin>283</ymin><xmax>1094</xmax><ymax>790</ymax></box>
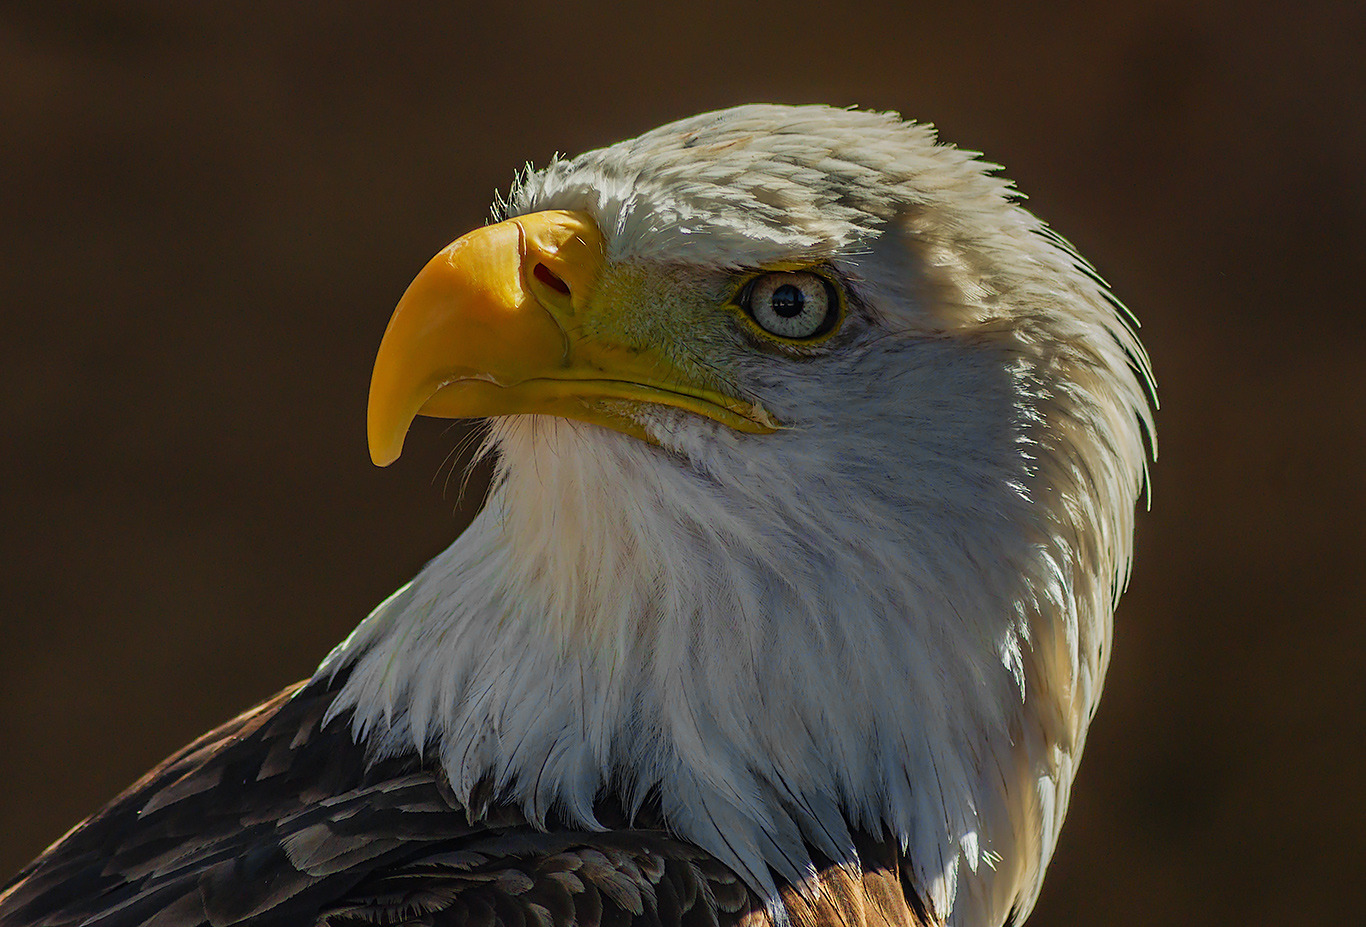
<box><xmin>316</xmin><ymin>830</ymin><xmax>753</xmax><ymax>927</ymax></box>
<box><xmin>320</xmin><ymin>828</ymin><xmax>936</xmax><ymax>927</ymax></box>
<box><xmin>0</xmin><ymin>680</ymin><xmax>937</xmax><ymax>927</ymax></box>
<box><xmin>0</xmin><ymin>677</ymin><xmax>485</xmax><ymax>926</ymax></box>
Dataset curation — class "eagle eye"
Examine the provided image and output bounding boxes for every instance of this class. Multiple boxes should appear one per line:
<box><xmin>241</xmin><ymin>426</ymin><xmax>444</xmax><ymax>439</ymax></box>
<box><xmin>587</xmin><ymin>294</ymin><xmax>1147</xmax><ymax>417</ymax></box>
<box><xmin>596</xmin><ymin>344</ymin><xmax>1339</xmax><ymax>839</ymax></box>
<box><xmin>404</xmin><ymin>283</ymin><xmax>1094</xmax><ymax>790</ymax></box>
<box><xmin>739</xmin><ymin>271</ymin><xmax>840</xmax><ymax>341</ymax></box>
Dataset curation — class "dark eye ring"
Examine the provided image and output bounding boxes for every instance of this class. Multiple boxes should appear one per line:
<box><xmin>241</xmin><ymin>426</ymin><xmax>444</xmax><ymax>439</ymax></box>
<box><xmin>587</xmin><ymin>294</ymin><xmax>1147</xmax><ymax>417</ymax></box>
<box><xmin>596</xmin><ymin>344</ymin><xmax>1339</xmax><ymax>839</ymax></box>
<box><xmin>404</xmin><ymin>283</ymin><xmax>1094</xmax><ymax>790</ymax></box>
<box><xmin>738</xmin><ymin>271</ymin><xmax>840</xmax><ymax>340</ymax></box>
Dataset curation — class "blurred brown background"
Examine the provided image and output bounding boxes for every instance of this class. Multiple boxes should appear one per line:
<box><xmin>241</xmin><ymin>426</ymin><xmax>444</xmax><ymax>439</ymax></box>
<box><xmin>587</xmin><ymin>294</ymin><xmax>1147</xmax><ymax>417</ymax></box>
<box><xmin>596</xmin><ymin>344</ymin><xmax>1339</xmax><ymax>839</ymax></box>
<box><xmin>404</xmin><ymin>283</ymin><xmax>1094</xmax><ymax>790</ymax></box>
<box><xmin>2</xmin><ymin>1</ymin><xmax>1362</xmax><ymax>923</ymax></box>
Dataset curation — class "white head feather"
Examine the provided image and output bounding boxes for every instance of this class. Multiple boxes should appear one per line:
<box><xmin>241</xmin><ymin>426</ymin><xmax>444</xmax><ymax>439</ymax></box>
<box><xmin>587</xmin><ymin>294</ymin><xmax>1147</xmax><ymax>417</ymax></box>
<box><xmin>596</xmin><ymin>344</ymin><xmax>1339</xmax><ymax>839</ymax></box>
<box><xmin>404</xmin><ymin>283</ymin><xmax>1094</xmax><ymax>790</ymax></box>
<box><xmin>320</xmin><ymin>105</ymin><xmax>1155</xmax><ymax>927</ymax></box>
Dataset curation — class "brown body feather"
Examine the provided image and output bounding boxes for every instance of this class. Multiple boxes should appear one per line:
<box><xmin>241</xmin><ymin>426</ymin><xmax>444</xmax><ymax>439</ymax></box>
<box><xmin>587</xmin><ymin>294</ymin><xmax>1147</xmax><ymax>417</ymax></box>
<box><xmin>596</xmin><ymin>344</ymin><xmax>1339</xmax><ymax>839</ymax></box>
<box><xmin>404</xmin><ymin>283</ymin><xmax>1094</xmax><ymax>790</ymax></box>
<box><xmin>0</xmin><ymin>679</ymin><xmax>936</xmax><ymax>927</ymax></box>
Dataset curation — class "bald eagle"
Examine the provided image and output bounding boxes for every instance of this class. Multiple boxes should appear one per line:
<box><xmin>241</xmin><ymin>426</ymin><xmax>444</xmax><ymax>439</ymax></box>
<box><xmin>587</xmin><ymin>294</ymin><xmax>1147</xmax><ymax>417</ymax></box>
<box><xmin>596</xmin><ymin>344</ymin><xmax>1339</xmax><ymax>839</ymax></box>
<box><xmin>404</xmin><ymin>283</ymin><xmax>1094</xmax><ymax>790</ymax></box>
<box><xmin>0</xmin><ymin>105</ymin><xmax>1153</xmax><ymax>927</ymax></box>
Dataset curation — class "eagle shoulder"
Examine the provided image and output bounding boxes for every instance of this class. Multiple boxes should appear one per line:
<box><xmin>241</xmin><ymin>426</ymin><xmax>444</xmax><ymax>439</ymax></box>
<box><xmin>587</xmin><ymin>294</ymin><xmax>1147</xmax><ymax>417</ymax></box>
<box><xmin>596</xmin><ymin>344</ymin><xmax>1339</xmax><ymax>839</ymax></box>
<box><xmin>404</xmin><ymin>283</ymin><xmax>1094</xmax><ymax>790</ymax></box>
<box><xmin>0</xmin><ymin>680</ymin><xmax>936</xmax><ymax>927</ymax></box>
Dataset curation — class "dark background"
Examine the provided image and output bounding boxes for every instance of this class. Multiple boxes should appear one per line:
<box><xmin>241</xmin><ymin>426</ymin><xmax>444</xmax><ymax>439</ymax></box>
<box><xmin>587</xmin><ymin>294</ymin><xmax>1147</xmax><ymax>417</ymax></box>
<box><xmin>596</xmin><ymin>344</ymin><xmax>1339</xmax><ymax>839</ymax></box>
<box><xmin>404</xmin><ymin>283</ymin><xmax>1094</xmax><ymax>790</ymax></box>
<box><xmin>2</xmin><ymin>2</ymin><xmax>1362</xmax><ymax>923</ymax></box>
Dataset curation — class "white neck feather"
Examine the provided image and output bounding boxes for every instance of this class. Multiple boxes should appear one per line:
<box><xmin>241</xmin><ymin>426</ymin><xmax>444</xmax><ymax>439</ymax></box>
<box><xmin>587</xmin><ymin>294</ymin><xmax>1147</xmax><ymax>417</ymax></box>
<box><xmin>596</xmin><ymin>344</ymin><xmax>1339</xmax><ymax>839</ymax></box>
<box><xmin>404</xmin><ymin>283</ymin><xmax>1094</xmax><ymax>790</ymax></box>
<box><xmin>320</xmin><ymin>340</ymin><xmax>1140</xmax><ymax>927</ymax></box>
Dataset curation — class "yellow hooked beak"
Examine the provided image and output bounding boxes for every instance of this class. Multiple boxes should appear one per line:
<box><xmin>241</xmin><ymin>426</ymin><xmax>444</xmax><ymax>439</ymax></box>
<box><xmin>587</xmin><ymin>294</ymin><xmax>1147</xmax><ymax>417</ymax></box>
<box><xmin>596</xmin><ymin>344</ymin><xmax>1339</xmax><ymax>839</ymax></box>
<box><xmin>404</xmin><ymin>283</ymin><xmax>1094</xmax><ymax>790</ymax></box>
<box><xmin>367</xmin><ymin>209</ymin><xmax>776</xmax><ymax>466</ymax></box>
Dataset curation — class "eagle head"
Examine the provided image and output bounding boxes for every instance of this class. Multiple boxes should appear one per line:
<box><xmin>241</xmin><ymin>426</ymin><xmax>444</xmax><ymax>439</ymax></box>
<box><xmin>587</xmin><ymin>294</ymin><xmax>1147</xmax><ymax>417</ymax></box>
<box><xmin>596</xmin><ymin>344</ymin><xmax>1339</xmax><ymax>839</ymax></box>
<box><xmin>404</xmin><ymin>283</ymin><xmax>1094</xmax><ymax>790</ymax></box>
<box><xmin>323</xmin><ymin>105</ymin><xmax>1154</xmax><ymax>927</ymax></box>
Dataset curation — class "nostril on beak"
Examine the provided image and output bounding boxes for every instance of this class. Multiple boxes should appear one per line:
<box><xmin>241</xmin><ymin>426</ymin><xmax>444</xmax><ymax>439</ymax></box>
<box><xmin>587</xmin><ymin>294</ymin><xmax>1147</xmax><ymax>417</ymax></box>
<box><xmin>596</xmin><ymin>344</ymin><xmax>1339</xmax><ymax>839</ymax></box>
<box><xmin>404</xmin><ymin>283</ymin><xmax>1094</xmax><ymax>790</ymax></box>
<box><xmin>533</xmin><ymin>263</ymin><xmax>571</xmax><ymax>296</ymax></box>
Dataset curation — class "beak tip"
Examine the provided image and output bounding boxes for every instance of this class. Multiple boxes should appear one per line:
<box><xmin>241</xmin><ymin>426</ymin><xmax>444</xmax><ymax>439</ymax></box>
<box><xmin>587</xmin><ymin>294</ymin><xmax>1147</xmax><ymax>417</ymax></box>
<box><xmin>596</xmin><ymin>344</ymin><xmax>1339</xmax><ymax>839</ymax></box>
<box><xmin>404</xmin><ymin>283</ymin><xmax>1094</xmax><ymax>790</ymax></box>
<box><xmin>367</xmin><ymin>422</ymin><xmax>405</xmax><ymax>468</ymax></box>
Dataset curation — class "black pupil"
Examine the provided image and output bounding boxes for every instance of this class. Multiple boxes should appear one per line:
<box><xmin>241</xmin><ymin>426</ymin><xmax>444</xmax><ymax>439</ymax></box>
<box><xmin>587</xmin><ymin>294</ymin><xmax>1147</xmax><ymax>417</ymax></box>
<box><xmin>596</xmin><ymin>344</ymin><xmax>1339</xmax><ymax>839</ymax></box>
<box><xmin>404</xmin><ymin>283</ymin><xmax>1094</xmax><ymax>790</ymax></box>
<box><xmin>770</xmin><ymin>283</ymin><xmax>805</xmax><ymax>318</ymax></box>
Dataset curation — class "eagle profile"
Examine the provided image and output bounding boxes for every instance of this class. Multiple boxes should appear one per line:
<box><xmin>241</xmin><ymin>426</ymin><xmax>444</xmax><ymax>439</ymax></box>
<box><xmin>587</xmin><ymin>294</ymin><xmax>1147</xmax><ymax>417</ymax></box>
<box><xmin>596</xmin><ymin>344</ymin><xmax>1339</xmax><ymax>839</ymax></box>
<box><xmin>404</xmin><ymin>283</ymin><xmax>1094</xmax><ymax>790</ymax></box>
<box><xmin>0</xmin><ymin>105</ymin><xmax>1154</xmax><ymax>927</ymax></box>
